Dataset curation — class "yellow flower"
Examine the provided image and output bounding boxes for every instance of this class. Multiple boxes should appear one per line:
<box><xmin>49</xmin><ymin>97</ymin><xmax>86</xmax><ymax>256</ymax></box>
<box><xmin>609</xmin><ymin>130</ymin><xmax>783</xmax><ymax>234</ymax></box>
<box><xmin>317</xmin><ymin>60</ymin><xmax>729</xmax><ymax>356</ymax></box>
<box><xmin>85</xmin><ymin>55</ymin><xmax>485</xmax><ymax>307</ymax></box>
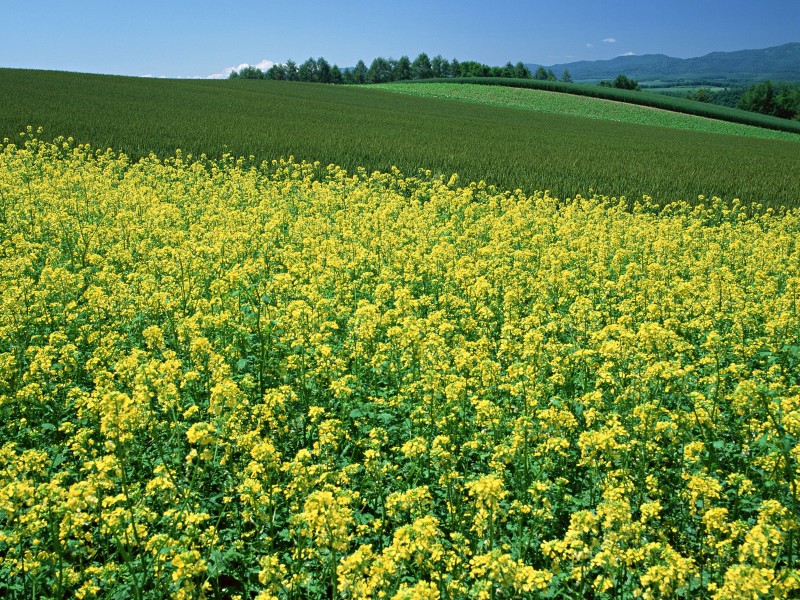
<box><xmin>186</xmin><ymin>421</ymin><xmax>216</xmax><ymax>445</ymax></box>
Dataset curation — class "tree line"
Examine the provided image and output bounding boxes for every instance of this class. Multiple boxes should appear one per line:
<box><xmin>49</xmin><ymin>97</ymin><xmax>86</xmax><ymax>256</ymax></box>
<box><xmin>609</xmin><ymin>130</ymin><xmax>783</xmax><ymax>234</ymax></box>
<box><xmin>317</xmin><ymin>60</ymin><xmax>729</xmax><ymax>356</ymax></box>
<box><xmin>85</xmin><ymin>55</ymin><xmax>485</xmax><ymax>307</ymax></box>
<box><xmin>599</xmin><ymin>74</ymin><xmax>640</xmax><ymax>91</ymax></box>
<box><xmin>684</xmin><ymin>81</ymin><xmax>800</xmax><ymax>121</ymax></box>
<box><xmin>229</xmin><ymin>53</ymin><xmax>537</xmax><ymax>83</ymax></box>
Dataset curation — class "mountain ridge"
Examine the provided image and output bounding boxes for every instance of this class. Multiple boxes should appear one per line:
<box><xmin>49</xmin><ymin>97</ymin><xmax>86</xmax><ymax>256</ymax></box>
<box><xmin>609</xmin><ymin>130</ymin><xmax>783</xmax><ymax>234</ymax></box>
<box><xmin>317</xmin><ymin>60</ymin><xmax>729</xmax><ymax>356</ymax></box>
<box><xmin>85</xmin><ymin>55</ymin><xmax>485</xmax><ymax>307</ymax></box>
<box><xmin>527</xmin><ymin>42</ymin><xmax>800</xmax><ymax>83</ymax></box>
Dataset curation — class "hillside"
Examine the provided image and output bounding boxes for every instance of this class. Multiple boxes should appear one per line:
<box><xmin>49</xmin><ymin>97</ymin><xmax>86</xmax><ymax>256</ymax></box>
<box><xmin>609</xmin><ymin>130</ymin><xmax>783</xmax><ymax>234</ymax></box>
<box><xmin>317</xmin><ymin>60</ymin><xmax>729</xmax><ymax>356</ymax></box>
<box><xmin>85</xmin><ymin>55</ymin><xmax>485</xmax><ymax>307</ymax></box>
<box><xmin>529</xmin><ymin>42</ymin><xmax>800</xmax><ymax>83</ymax></box>
<box><xmin>375</xmin><ymin>82</ymin><xmax>800</xmax><ymax>142</ymax></box>
<box><xmin>407</xmin><ymin>77</ymin><xmax>800</xmax><ymax>135</ymax></box>
<box><xmin>1</xmin><ymin>68</ymin><xmax>799</xmax><ymax>207</ymax></box>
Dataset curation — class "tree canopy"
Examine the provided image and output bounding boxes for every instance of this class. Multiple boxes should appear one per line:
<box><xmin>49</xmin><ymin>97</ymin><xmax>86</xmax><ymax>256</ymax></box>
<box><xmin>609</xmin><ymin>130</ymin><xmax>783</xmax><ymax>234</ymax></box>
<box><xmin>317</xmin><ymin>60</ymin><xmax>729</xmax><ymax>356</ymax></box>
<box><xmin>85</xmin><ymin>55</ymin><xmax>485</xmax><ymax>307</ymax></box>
<box><xmin>228</xmin><ymin>53</ymin><xmax>532</xmax><ymax>83</ymax></box>
<box><xmin>599</xmin><ymin>74</ymin><xmax>641</xmax><ymax>91</ymax></box>
<box><xmin>738</xmin><ymin>80</ymin><xmax>800</xmax><ymax>120</ymax></box>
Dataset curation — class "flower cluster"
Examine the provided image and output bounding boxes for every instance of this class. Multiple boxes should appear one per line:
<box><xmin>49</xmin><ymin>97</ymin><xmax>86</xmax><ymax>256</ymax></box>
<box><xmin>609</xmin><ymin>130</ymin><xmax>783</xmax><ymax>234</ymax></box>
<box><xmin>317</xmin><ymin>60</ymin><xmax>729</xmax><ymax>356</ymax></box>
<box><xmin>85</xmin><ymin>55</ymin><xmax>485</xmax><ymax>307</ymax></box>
<box><xmin>0</xmin><ymin>133</ymin><xmax>798</xmax><ymax>598</ymax></box>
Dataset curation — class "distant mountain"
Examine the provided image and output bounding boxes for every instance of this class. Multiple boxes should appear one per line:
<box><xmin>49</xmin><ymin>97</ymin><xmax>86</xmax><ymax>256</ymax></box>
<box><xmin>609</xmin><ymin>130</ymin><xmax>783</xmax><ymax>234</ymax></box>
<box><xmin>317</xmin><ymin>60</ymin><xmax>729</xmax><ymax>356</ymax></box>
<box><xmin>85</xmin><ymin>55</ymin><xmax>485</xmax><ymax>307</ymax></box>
<box><xmin>528</xmin><ymin>42</ymin><xmax>800</xmax><ymax>84</ymax></box>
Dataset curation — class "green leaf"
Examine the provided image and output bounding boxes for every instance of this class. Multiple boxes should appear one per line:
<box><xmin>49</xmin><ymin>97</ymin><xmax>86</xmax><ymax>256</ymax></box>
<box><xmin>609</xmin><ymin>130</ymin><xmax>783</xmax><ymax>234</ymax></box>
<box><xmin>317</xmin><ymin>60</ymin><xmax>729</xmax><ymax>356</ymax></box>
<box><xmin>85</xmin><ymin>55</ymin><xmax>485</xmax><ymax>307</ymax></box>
<box><xmin>51</xmin><ymin>452</ymin><xmax>66</xmax><ymax>469</ymax></box>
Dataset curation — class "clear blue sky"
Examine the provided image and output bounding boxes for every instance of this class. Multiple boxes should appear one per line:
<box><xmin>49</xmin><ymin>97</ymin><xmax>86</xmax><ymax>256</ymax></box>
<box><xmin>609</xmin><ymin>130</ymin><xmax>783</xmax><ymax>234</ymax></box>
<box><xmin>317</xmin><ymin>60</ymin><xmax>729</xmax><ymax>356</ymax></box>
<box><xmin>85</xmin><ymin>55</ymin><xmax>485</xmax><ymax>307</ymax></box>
<box><xmin>2</xmin><ymin>0</ymin><xmax>797</xmax><ymax>78</ymax></box>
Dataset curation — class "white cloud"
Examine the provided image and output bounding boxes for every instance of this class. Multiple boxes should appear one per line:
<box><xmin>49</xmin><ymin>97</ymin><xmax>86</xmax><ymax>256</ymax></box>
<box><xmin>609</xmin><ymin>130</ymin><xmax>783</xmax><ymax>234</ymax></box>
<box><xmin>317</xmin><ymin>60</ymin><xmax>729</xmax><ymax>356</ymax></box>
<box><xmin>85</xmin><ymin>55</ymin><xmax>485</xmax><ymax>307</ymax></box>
<box><xmin>621</xmin><ymin>51</ymin><xmax>635</xmax><ymax>56</ymax></box>
<box><xmin>207</xmin><ymin>66</ymin><xmax>237</xmax><ymax>80</ymax></box>
<box><xmin>208</xmin><ymin>59</ymin><xmax>275</xmax><ymax>79</ymax></box>
<box><xmin>252</xmin><ymin>59</ymin><xmax>275</xmax><ymax>72</ymax></box>
<box><xmin>586</xmin><ymin>43</ymin><xmax>593</xmax><ymax>48</ymax></box>
<box><xmin>603</xmin><ymin>37</ymin><xmax>616</xmax><ymax>43</ymax></box>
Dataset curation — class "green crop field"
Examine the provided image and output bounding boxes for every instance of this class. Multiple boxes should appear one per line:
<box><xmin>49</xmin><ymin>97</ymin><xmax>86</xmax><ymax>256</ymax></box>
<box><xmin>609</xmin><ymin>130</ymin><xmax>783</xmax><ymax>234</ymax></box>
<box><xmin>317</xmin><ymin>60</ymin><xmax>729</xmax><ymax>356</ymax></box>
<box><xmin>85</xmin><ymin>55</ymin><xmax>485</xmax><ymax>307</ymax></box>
<box><xmin>371</xmin><ymin>82</ymin><xmax>800</xmax><ymax>142</ymax></box>
<box><xmin>1</xmin><ymin>69</ymin><xmax>799</xmax><ymax>206</ymax></box>
<box><xmin>415</xmin><ymin>77</ymin><xmax>800</xmax><ymax>135</ymax></box>
<box><xmin>642</xmin><ymin>85</ymin><xmax>729</xmax><ymax>94</ymax></box>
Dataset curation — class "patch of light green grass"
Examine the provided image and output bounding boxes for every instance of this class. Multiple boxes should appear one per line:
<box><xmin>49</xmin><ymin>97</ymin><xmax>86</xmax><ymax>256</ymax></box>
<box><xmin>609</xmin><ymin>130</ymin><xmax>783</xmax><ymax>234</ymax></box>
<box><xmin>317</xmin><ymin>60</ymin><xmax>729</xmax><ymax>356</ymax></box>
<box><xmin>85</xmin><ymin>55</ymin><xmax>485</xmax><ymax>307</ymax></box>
<box><xmin>373</xmin><ymin>82</ymin><xmax>800</xmax><ymax>143</ymax></box>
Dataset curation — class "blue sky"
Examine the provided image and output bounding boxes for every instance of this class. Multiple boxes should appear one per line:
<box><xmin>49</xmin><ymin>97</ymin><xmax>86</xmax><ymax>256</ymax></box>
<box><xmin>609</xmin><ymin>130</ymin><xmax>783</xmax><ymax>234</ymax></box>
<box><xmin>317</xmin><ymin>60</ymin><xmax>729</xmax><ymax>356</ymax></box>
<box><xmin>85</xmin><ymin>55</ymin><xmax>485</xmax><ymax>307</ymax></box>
<box><xmin>1</xmin><ymin>0</ymin><xmax>797</xmax><ymax>78</ymax></box>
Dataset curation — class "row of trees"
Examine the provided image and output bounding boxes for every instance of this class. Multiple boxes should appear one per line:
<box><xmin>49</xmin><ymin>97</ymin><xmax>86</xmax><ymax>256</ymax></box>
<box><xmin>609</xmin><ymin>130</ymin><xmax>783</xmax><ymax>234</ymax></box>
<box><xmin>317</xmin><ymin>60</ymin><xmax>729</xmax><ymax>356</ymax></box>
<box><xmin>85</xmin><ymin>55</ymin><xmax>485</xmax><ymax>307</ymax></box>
<box><xmin>599</xmin><ymin>74</ymin><xmax>641</xmax><ymax>91</ymax></box>
<box><xmin>736</xmin><ymin>80</ymin><xmax>800</xmax><ymax>120</ymax></box>
<box><xmin>532</xmin><ymin>66</ymin><xmax>573</xmax><ymax>82</ymax></box>
<box><xmin>683</xmin><ymin>81</ymin><xmax>800</xmax><ymax>121</ymax></box>
<box><xmin>229</xmin><ymin>53</ymin><xmax>537</xmax><ymax>84</ymax></box>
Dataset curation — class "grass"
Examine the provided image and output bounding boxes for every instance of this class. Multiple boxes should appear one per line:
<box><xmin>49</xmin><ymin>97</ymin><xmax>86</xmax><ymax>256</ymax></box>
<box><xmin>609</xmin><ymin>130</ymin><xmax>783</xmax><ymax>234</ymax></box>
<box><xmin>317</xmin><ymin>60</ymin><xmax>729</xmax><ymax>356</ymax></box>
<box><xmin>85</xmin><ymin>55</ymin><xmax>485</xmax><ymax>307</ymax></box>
<box><xmin>371</xmin><ymin>82</ymin><xmax>800</xmax><ymax>142</ymax></box>
<box><xmin>642</xmin><ymin>85</ymin><xmax>729</xmax><ymax>94</ymax></box>
<box><xmin>413</xmin><ymin>77</ymin><xmax>800</xmax><ymax>135</ymax></box>
<box><xmin>1</xmin><ymin>68</ymin><xmax>799</xmax><ymax>206</ymax></box>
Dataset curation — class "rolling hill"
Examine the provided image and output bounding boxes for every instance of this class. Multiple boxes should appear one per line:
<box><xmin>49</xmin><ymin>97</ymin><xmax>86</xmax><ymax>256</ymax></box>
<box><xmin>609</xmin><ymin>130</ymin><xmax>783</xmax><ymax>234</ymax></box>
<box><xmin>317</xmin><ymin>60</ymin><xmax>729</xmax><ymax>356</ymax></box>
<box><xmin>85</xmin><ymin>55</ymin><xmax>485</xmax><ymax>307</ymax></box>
<box><xmin>1</xmin><ymin>68</ymin><xmax>799</xmax><ymax>207</ymax></box>
<box><xmin>372</xmin><ymin>82</ymin><xmax>800</xmax><ymax>142</ymax></box>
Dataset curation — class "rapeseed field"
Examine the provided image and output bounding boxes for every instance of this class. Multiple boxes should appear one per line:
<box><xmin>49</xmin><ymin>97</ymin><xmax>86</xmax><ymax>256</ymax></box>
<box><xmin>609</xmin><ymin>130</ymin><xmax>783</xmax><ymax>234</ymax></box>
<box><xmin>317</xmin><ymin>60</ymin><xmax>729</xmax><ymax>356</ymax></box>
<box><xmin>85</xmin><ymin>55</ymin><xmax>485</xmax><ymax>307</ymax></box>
<box><xmin>1</xmin><ymin>132</ymin><xmax>798</xmax><ymax>598</ymax></box>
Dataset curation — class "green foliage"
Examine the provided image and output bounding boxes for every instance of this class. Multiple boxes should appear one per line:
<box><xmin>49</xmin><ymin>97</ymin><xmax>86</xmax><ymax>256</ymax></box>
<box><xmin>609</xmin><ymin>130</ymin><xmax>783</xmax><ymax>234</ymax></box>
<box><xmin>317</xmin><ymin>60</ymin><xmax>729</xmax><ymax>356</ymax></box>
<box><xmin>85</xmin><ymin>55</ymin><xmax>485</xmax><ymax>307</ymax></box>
<box><xmin>450</xmin><ymin>58</ymin><xmax>461</xmax><ymax>78</ymax></box>
<box><xmin>738</xmin><ymin>80</ymin><xmax>800</xmax><ymax>120</ymax></box>
<box><xmin>298</xmin><ymin>58</ymin><xmax>318</xmax><ymax>82</ymax></box>
<box><xmin>238</xmin><ymin>57</ymin><xmax>343</xmax><ymax>84</ymax></box>
<box><xmin>533</xmin><ymin>66</ymin><xmax>556</xmax><ymax>81</ymax></box>
<box><xmin>411</xmin><ymin>52</ymin><xmax>433</xmax><ymax>80</ymax></box>
<box><xmin>367</xmin><ymin>57</ymin><xmax>393</xmax><ymax>83</ymax></box>
<box><xmin>687</xmin><ymin>87</ymin><xmax>713</xmax><ymax>103</ymax></box>
<box><xmin>654</xmin><ymin>81</ymin><xmax>800</xmax><ymax>119</ymax></box>
<box><xmin>515</xmin><ymin>62</ymin><xmax>532</xmax><ymax>79</ymax></box>
<box><xmin>431</xmin><ymin>54</ymin><xmax>450</xmax><ymax>78</ymax></box>
<box><xmin>775</xmin><ymin>85</ymin><xmax>800</xmax><ymax>120</ymax></box>
<box><xmin>267</xmin><ymin>63</ymin><xmax>286</xmax><ymax>80</ymax></box>
<box><xmin>228</xmin><ymin>65</ymin><xmax>265</xmax><ymax>80</ymax></box>
<box><xmin>316</xmin><ymin>57</ymin><xmax>333</xmax><ymax>84</ymax></box>
<box><xmin>284</xmin><ymin>59</ymin><xmax>298</xmax><ymax>81</ymax></box>
<box><xmin>256</xmin><ymin>53</ymin><xmax>530</xmax><ymax>84</ymax></box>
<box><xmin>394</xmin><ymin>55</ymin><xmax>412</xmax><ymax>81</ymax></box>
<box><xmin>600</xmin><ymin>74</ymin><xmax>640</xmax><ymax>90</ymax></box>
<box><xmin>457</xmin><ymin>60</ymin><xmax>490</xmax><ymax>78</ymax></box>
<box><xmin>739</xmin><ymin>80</ymin><xmax>777</xmax><ymax>115</ymax></box>
<box><xmin>329</xmin><ymin>64</ymin><xmax>343</xmax><ymax>85</ymax></box>
<box><xmin>351</xmin><ymin>60</ymin><xmax>367</xmax><ymax>84</ymax></box>
<box><xmin>686</xmin><ymin>86</ymin><xmax>747</xmax><ymax>108</ymax></box>
<box><xmin>1</xmin><ymin>69</ymin><xmax>799</xmax><ymax>207</ymax></box>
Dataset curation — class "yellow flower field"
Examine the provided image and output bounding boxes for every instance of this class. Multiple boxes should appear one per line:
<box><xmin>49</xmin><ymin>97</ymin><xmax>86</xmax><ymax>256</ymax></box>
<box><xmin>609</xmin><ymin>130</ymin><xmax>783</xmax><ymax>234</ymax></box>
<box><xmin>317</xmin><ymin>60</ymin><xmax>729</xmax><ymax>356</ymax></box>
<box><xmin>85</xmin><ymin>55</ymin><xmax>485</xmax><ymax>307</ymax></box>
<box><xmin>1</xmin><ymin>131</ymin><xmax>799</xmax><ymax>598</ymax></box>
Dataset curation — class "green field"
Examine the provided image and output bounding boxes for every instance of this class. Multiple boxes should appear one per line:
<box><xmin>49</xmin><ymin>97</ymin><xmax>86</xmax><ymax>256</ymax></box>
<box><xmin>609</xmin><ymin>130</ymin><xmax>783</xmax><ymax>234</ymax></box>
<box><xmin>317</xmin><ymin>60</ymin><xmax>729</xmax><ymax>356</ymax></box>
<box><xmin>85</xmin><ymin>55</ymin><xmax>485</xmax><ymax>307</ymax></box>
<box><xmin>423</xmin><ymin>77</ymin><xmax>800</xmax><ymax>134</ymax></box>
<box><xmin>642</xmin><ymin>85</ymin><xmax>729</xmax><ymax>94</ymax></box>
<box><xmin>1</xmin><ymin>69</ymin><xmax>799</xmax><ymax>206</ymax></box>
<box><xmin>372</xmin><ymin>82</ymin><xmax>800</xmax><ymax>142</ymax></box>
